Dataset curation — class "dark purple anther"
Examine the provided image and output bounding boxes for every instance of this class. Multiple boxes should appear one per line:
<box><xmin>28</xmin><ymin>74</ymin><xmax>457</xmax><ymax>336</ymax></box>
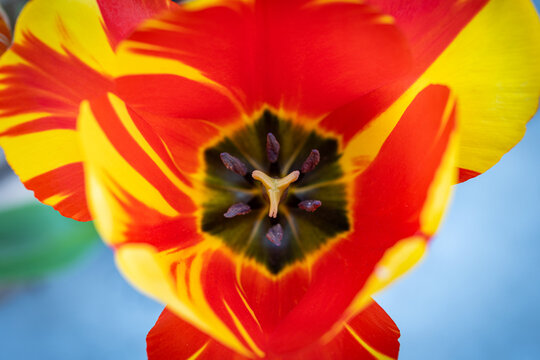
<box><xmin>266</xmin><ymin>223</ymin><xmax>283</xmax><ymax>246</ymax></box>
<box><xmin>266</xmin><ymin>132</ymin><xmax>280</xmax><ymax>163</ymax></box>
<box><xmin>298</xmin><ymin>200</ymin><xmax>322</xmax><ymax>212</ymax></box>
<box><xmin>300</xmin><ymin>149</ymin><xmax>320</xmax><ymax>174</ymax></box>
<box><xmin>220</xmin><ymin>152</ymin><xmax>248</xmax><ymax>176</ymax></box>
<box><xmin>223</xmin><ymin>203</ymin><xmax>252</xmax><ymax>218</ymax></box>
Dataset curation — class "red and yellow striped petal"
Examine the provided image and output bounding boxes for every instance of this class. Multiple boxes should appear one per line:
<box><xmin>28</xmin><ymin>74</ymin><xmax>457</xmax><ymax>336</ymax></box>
<box><xmin>264</xmin><ymin>85</ymin><xmax>457</xmax><ymax>353</ymax></box>
<box><xmin>116</xmin><ymin>245</ymin><xmax>259</xmax><ymax>358</ymax></box>
<box><xmin>333</xmin><ymin>0</ymin><xmax>540</xmax><ymax>181</ymax></box>
<box><xmin>0</xmin><ymin>0</ymin><xmax>174</xmax><ymax>221</ymax></box>
<box><xmin>115</xmin><ymin>0</ymin><xmax>411</xmax><ymax>120</ymax></box>
<box><xmin>147</xmin><ymin>300</ymin><xmax>399</xmax><ymax>360</ymax></box>
<box><xmin>0</xmin><ymin>0</ymin><xmax>115</xmax><ymax>220</ymax></box>
<box><xmin>77</xmin><ymin>92</ymin><xmax>200</xmax><ymax>245</ymax></box>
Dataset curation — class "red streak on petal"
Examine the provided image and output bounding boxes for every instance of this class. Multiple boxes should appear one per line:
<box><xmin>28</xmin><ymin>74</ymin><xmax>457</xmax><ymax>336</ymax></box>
<box><xmin>458</xmin><ymin>168</ymin><xmax>481</xmax><ymax>183</ymax></box>
<box><xmin>24</xmin><ymin>163</ymin><xmax>91</xmax><ymax>221</ymax></box>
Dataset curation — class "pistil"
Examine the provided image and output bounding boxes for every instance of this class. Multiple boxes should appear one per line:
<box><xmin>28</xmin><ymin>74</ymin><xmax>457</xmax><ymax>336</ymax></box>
<box><xmin>252</xmin><ymin>170</ymin><xmax>300</xmax><ymax>218</ymax></box>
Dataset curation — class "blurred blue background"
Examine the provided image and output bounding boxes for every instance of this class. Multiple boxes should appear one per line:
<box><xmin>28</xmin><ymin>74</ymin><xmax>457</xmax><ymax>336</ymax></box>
<box><xmin>0</xmin><ymin>1</ymin><xmax>539</xmax><ymax>359</ymax></box>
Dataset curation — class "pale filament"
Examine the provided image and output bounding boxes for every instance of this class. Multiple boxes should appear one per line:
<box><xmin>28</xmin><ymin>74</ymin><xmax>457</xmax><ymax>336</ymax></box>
<box><xmin>252</xmin><ymin>170</ymin><xmax>300</xmax><ymax>218</ymax></box>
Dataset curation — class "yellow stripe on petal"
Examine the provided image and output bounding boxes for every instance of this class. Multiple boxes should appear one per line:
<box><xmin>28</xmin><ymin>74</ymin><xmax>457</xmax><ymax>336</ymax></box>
<box><xmin>344</xmin><ymin>323</ymin><xmax>395</xmax><ymax>360</ymax></box>
<box><xmin>342</xmin><ymin>86</ymin><xmax>420</xmax><ymax>174</ymax></box>
<box><xmin>9</xmin><ymin>0</ymin><xmax>115</xmax><ymax>74</ymax></box>
<box><xmin>223</xmin><ymin>301</ymin><xmax>265</xmax><ymax>358</ymax></box>
<box><xmin>313</xmin><ymin>235</ymin><xmax>428</xmax><ymax>350</ymax></box>
<box><xmin>106</xmin><ymin>93</ymin><xmax>193</xmax><ymax>196</ymax></box>
<box><xmin>115</xmin><ymin>43</ymin><xmax>211</xmax><ymax>84</ymax></box>
<box><xmin>354</xmin><ymin>236</ymin><xmax>427</xmax><ymax>313</ymax></box>
<box><xmin>116</xmin><ymin>41</ymin><xmax>244</xmax><ymax>113</ymax></box>
<box><xmin>85</xmin><ymin>172</ymin><xmax>128</xmax><ymax>242</ymax></box>
<box><xmin>42</xmin><ymin>193</ymin><xmax>70</xmax><ymax>207</ymax></box>
<box><xmin>308</xmin><ymin>0</ymin><xmax>364</xmax><ymax>6</ymax></box>
<box><xmin>420</xmin><ymin>129</ymin><xmax>459</xmax><ymax>236</ymax></box>
<box><xmin>187</xmin><ymin>342</ymin><xmax>209</xmax><ymax>360</ymax></box>
<box><xmin>0</xmin><ymin>130</ymin><xmax>81</xmax><ymax>181</ymax></box>
<box><xmin>78</xmin><ymin>100</ymin><xmax>179</xmax><ymax>242</ymax></box>
<box><xmin>183</xmin><ymin>250</ymin><xmax>252</xmax><ymax>357</ymax></box>
<box><xmin>0</xmin><ymin>111</ymin><xmax>49</xmax><ymax>133</ymax></box>
<box><xmin>182</xmin><ymin>0</ymin><xmax>252</xmax><ymax>12</ymax></box>
<box><xmin>236</xmin><ymin>285</ymin><xmax>263</xmax><ymax>331</ymax></box>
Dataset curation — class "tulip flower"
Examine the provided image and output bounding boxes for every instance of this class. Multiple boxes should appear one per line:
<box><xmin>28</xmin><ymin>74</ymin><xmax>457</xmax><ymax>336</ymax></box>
<box><xmin>0</xmin><ymin>0</ymin><xmax>538</xmax><ymax>359</ymax></box>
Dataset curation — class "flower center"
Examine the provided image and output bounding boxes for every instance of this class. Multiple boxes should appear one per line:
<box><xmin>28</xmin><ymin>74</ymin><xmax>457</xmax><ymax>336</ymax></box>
<box><xmin>200</xmin><ymin>110</ymin><xmax>350</xmax><ymax>274</ymax></box>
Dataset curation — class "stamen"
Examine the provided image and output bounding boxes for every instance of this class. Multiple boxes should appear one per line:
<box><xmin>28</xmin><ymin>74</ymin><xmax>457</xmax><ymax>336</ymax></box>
<box><xmin>266</xmin><ymin>223</ymin><xmax>283</xmax><ymax>246</ymax></box>
<box><xmin>298</xmin><ymin>200</ymin><xmax>322</xmax><ymax>212</ymax></box>
<box><xmin>301</xmin><ymin>149</ymin><xmax>320</xmax><ymax>173</ymax></box>
<box><xmin>266</xmin><ymin>133</ymin><xmax>280</xmax><ymax>163</ymax></box>
<box><xmin>252</xmin><ymin>170</ymin><xmax>300</xmax><ymax>218</ymax></box>
<box><xmin>224</xmin><ymin>202</ymin><xmax>251</xmax><ymax>218</ymax></box>
<box><xmin>220</xmin><ymin>152</ymin><xmax>248</xmax><ymax>176</ymax></box>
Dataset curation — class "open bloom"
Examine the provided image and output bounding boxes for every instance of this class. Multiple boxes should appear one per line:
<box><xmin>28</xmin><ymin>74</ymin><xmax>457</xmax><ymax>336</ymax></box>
<box><xmin>0</xmin><ymin>0</ymin><xmax>539</xmax><ymax>358</ymax></box>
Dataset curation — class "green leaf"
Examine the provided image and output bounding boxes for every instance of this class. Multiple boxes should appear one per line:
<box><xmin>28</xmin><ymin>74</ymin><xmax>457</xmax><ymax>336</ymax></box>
<box><xmin>0</xmin><ymin>202</ymin><xmax>99</xmax><ymax>282</ymax></box>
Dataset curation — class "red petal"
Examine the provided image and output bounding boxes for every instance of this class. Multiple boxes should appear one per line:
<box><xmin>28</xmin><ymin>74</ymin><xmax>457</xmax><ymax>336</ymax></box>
<box><xmin>354</xmin><ymin>85</ymin><xmax>456</xmax><ymax>240</ymax></box>
<box><xmin>147</xmin><ymin>307</ymin><xmax>250</xmax><ymax>360</ymax></box>
<box><xmin>116</xmin><ymin>74</ymin><xmax>242</xmax><ymax>129</ymax></box>
<box><xmin>147</xmin><ymin>299</ymin><xmax>399</xmax><ymax>359</ymax></box>
<box><xmin>255</xmin><ymin>0</ymin><xmax>412</xmax><ymax>117</ymax></box>
<box><xmin>267</xmin><ymin>85</ymin><xmax>457</xmax><ymax>352</ymax></box>
<box><xmin>238</xmin><ymin>262</ymin><xmax>311</xmax><ymax>333</ymax></box>
<box><xmin>117</xmin><ymin>0</ymin><xmax>411</xmax><ymax>119</ymax></box>
<box><xmin>97</xmin><ymin>0</ymin><xmax>175</xmax><ymax>48</ymax></box>
<box><xmin>114</xmin><ymin>190</ymin><xmax>201</xmax><ymax>251</ymax></box>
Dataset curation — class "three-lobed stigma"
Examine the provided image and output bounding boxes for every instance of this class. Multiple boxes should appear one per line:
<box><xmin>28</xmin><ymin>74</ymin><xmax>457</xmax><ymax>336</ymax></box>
<box><xmin>252</xmin><ymin>169</ymin><xmax>300</xmax><ymax>218</ymax></box>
